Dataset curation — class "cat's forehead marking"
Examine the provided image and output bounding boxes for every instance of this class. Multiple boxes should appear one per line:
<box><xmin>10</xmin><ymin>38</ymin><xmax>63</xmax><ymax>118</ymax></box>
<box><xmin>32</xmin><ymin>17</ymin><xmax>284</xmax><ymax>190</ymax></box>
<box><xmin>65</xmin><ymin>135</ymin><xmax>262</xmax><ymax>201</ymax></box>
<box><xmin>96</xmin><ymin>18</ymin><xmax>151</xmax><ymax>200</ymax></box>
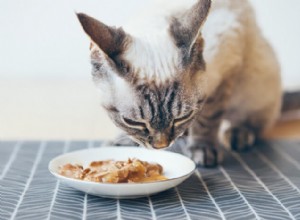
<box><xmin>135</xmin><ymin>81</ymin><xmax>181</xmax><ymax>131</ymax></box>
<box><xmin>123</xmin><ymin>33</ymin><xmax>180</xmax><ymax>84</ymax></box>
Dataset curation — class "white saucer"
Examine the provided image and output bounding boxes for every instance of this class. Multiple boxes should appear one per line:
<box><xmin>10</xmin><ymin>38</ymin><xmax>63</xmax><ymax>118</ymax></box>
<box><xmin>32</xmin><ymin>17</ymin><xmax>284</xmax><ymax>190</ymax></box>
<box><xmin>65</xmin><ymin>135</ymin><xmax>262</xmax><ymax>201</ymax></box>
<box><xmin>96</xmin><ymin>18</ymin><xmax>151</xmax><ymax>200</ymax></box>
<box><xmin>48</xmin><ymin>146</ymin><xmax>195</xmax><ymax>199</ymax></box>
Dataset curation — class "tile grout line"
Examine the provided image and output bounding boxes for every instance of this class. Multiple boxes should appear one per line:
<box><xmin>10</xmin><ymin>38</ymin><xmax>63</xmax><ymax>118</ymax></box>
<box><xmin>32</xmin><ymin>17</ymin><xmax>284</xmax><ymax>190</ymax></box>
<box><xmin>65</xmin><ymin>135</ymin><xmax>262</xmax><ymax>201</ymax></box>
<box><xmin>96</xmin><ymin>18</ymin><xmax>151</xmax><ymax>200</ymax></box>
<box><xmin>82</xmin><ymin>140</ymin><xmax>93</xmax><ymax>220</ymax></box>
<box><xmin>219</xmin><ymin>166</ymin><xmax>261</xmax><ymax>220</ymax></box>
<box><xmin>270</xmin><ymin>144</ymin><xmax>300</xmax><ymax>170</ymax></box>
<box><xmin>82</xmin><ymin>194</ymin><xmax>88</xmax><ymax>220</ymax></box>
<box><xmin>195</xmin><ymin>170</ymin><xmax>226</xmax><ymax>220</ymax></box>
<box><xmin>291</xmin><ymin>144</ymin><xmax>300</xmax><ymax>153</ymax></box>
<box><xmin>230</xmin><ymin>151</ymin><xmax>296</xmax><ymax>220</ymax></box>
<box><xmin>117</xmin><ymin>199</ymin><xmax>122</xmax><ymax>220</ymax></box>
<box><xmin>10</xmin><ymin>141</ymin><xmax>46</xmax><ymax>220</ymax></box>
<box><xmin>148</xmin><ymin>196</ymin><xmax>157</xmax><ymax>220</ymax></box>
<box><xmin>254</xmin><ymin>149</ymin><xmax>300</xmax><ymax>194</ymax></box>
<box><xmin>175</xmin><ymin>187</ymin><xmax>191</xmax><ymax>220</ymax></box>
<box><xmin>0</xmin><ymin>141</ymin><xmax>22</xmax><ymax>180</ymax></box>
<box><xmin>46</xmin><ymin>141</ymin><xmax>70</xmax><ymax>220</ymax></box>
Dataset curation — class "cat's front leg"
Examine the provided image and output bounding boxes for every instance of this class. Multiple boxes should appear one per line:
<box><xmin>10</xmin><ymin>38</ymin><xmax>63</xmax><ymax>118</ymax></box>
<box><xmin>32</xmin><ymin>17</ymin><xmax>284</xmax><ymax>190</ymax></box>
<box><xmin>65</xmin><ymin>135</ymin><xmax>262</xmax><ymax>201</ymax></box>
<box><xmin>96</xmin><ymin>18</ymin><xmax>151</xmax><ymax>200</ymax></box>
<box><xmin>184</xmin><ymin>83</ymin><xmax>231</xmax><ymax>167</ymax></box>
<box><xmin>185</xmin><ymin>111</ymin><xmax>224</xmax><ymax>167</ymax></box>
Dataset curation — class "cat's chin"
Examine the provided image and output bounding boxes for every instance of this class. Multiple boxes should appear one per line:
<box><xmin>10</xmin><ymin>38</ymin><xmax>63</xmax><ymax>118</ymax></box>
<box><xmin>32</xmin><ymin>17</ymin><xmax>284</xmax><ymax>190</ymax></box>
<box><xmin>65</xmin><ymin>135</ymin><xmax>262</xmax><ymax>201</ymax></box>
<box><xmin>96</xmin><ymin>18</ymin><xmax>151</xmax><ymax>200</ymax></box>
<box><xmin>144</xmin><ymin>146</ymin><xmax>169</xmax><ymax>151</ymax></box>
<box><xmin>140</xmin><ymin>143</ymin><xmax>157</xmax><ymax>150</ymax></box>
<box><xmin>141</xmin><ymin>141</ymin><xmax>175</xmax><ymax>151</ymax></box>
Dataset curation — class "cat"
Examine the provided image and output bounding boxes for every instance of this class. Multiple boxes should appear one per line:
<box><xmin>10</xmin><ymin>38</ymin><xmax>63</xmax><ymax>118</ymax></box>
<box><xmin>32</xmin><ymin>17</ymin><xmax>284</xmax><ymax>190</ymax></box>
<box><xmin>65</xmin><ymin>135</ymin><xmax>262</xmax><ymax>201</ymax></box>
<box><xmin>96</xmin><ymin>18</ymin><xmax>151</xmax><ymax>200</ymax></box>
<box><xmin>76</xmin><ymin>0</ymin><xmax>300</xmax><ymax>167</ymax></box>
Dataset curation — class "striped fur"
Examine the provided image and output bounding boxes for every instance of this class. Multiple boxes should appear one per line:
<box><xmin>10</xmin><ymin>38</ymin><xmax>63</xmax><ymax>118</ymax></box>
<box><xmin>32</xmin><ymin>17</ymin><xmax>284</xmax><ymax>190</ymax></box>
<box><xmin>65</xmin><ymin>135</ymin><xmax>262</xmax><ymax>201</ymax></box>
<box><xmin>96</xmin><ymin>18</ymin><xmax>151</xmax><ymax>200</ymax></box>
<box><xmin>77</xmin><ymin>0</ymin><xmax>283</xmax><ymax>166</ymax></box>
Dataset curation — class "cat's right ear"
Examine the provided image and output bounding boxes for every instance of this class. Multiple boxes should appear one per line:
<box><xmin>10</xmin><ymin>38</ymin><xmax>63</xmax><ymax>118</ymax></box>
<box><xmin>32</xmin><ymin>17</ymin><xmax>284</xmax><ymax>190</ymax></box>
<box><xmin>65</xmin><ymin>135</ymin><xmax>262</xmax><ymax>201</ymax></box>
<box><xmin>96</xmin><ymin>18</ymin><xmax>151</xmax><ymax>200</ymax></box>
<box><xmin>76</xmin><ymin>13</ymin><xmax>129</xmax><ymax>58</ymax></box>
<box><xmin>169</xmin><ymin>0</ymin><xmax>211</xmax><ymax>49</ymax></box>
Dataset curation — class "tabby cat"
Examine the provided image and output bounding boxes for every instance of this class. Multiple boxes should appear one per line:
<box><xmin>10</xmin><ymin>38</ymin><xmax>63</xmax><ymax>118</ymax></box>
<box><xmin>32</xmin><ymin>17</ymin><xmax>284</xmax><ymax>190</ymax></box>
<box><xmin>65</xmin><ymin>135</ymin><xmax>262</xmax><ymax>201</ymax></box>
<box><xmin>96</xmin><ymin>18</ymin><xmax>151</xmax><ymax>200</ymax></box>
<box><xmin>77</xmin><ymin>0</ymin><xmax>300</xmax><ymax>167</ymax></box>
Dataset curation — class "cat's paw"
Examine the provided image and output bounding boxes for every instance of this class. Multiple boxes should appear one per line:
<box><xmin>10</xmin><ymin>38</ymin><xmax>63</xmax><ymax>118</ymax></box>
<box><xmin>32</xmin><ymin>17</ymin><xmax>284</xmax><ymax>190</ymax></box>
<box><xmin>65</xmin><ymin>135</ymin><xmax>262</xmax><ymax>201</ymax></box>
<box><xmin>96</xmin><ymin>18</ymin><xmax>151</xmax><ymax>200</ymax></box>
<box><xmin>223</xmin><ymin>127</ymin><xmax>255</xmax><ymax>152</ymax></box>
<box><xmin>183</xmin><ymin>143</ymin><xmax>223</xmax><ymax>167</ymax></box>
<box><xmin>105</xmin><ymin>134</ymin><xmax>139</xmax><ymax>146</ymax></box>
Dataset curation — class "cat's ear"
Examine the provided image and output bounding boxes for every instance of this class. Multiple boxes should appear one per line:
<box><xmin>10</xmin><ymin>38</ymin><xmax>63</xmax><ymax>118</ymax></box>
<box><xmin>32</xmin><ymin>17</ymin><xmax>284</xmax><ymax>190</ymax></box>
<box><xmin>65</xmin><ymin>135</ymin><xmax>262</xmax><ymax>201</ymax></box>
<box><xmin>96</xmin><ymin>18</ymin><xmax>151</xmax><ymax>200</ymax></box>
<box><xmin>76</xmin><ymin>13</ymin><xmax>129</xmax><ymax>58</ymax></box>
<box><xmin>169</xmin><ymin>0</ymin><xmax>211</xmax><ymax>49</ymax></box>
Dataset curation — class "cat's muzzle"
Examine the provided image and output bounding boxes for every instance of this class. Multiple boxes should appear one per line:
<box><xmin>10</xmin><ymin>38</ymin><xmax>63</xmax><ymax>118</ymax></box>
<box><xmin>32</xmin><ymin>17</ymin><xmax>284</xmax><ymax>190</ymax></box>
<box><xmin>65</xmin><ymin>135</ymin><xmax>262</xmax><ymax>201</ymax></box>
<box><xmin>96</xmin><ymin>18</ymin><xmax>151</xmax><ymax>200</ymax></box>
<box><xmin>152</xmin><ymin>133</ymin><xmax>170</xmax><ymax>149</ymax></box>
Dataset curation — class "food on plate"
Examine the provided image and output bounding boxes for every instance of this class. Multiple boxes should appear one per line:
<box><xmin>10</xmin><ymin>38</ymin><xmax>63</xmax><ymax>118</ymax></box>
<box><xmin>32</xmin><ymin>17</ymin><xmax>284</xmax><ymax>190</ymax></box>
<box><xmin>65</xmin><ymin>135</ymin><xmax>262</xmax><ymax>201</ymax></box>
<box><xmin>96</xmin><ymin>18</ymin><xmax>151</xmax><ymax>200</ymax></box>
<box><xmin>59</xmin><ymin>158</ymin><xmax>167</xmax><ymax>183</ymax></box>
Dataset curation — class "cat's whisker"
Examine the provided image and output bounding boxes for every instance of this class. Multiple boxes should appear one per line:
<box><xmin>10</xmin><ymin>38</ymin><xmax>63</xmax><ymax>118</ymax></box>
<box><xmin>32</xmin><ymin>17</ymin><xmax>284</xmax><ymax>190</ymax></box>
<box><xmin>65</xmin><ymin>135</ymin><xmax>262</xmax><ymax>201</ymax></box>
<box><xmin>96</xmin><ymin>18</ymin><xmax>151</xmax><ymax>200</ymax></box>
<box><xmin>129</xmin><ymin>137</ymin><xmax>146</xmax><ymax>148</ymax></box>
<box><xmin>110</xmin><ymin>135</ymin><xmax>132</xmax><ymax>145</ymax></box>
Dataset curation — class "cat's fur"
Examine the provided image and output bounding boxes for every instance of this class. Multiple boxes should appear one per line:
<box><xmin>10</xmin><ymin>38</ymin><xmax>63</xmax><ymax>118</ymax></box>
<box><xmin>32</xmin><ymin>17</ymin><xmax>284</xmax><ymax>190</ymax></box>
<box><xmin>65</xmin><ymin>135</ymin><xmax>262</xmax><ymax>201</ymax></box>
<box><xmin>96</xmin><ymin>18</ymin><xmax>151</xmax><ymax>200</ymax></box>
<box><xmin>77</xmin><ymin>0</ymin><xmax>287</xmax><ymax>166</ymax></box>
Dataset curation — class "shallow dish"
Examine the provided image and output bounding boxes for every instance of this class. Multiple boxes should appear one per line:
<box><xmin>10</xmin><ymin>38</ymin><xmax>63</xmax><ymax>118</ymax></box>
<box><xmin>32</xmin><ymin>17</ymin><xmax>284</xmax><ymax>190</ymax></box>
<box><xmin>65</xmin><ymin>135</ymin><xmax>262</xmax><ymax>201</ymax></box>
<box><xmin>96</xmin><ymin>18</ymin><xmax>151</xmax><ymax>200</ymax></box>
<box><xmin>49</xmin><ymin>146</ymin><xmax>196</xmax><ymax>199</ymax></box>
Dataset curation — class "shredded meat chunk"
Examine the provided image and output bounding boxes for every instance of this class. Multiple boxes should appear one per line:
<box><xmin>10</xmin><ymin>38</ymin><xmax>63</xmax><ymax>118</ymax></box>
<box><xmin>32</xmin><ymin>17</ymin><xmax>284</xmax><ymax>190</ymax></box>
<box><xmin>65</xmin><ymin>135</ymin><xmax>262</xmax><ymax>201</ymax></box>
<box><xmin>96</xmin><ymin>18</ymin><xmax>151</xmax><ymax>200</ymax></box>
<box><xmin>59</xmin><ymin>158</ymin><xmax>167</xmax><ymax>183</ymax></box>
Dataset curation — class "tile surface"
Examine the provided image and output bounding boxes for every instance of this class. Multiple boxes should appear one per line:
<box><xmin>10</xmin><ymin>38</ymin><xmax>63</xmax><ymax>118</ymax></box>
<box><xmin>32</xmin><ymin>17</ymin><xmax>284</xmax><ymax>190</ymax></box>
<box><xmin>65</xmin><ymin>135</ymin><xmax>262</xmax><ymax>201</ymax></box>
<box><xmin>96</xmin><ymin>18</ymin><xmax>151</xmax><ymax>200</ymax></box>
<box><xmin>1</xmin><ymin>140</ymin><xmax>300</xmax><ymax>220</ymax></box>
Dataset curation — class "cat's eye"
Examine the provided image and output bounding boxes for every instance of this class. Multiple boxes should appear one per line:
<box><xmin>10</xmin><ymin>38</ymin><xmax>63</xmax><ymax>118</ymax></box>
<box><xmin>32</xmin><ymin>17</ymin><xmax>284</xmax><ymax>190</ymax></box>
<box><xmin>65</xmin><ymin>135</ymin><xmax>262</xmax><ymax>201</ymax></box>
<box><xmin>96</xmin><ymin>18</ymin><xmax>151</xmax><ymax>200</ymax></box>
<box><xmin>174</xmin><ymin>110</ymin><xmax>194</xmax><ymax>127</ymax></box>
<box><xmin>122</xmin><ymin>117</ymin><xmax>146</xmax><ymax>130</ymax></box>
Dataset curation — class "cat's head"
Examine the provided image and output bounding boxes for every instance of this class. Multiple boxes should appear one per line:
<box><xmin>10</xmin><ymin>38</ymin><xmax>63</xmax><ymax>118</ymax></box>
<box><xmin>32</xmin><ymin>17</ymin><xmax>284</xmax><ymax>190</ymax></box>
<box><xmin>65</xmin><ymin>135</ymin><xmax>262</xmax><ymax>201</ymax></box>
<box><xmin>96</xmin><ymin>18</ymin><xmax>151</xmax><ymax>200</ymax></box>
<box><xmin>77</xmin><ymin>0</ymin><xmax>211</xmax><ymax>149</ymax></box>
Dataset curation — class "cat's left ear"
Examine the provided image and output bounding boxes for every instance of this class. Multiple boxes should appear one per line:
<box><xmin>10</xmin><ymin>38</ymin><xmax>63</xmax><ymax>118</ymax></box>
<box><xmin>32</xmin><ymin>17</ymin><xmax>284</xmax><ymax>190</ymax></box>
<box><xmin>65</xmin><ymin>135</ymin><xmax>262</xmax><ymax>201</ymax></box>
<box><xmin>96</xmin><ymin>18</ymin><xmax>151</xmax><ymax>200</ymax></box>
<box><xmin>76</xmin><ymin>13</ymin><xmax>129</xmax><ymax>58</ymax></box>
<box><xmin>169</xmin><ymin>0</ymin><xmax>211</xmax><ymax>49</ymax></box>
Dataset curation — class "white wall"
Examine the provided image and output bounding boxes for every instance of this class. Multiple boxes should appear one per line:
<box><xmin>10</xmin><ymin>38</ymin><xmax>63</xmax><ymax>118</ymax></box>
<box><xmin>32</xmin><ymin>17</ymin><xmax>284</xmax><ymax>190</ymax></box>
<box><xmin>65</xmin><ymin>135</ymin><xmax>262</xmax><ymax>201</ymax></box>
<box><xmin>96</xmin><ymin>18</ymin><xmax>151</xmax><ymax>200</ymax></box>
<box><xmin>0</xmin><ymin>0</ymin><xmax>150</xmax><ymax>80</ymax></box>
<box><xmin>250</xmin><ymin>0</ymin><xmax>300</xmax><ymax>89</ymax></box>
<box><xmin>0</xmin><ymin>0</ymin><xmax>299</xmax><ymax>88</ymax></box>
<box><xmin>0</xmin><ymin>0</ymin><xmax>299</xmax><ymax>139</ymax></box>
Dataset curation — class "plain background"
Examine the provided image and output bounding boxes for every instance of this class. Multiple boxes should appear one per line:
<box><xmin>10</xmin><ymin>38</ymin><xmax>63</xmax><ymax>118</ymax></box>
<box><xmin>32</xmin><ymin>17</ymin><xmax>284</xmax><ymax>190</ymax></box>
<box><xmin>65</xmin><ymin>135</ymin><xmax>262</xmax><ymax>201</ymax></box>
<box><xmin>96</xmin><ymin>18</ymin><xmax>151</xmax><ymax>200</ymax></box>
<box><xmin>0</xmin><ymin>0</ymin><xmax>300</xmax><ymax>140</ymax></box>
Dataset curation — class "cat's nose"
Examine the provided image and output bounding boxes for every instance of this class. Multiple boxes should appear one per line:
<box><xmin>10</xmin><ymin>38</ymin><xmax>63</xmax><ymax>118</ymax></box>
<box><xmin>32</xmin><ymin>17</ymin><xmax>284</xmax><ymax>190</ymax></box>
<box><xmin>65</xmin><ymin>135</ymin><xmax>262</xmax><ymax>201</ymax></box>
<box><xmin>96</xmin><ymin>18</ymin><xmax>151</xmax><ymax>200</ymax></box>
<box><xmin>152</xmin><ymin>133</ymin><xmax>169</xmax><ymax>149</ymax></box>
